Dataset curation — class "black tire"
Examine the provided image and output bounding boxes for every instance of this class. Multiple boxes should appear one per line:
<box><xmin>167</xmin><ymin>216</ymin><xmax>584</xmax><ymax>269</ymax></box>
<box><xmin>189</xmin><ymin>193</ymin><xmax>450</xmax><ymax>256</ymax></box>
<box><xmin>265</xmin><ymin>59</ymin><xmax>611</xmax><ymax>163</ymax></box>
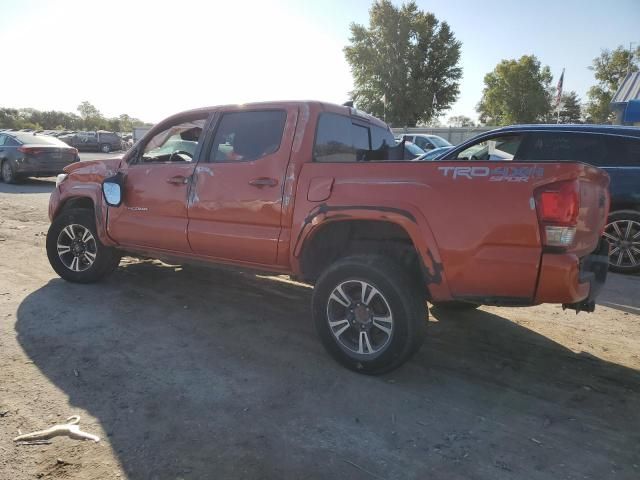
<box><xmin>46</xmin><ymin>208</ymin><xmax>120</xmax><ymax>283</ymax></box>
<box><xmin>1</xmin><ymin>160</ymin><xmax>18</xmax><ymax>184</ymax></box>
<box><xmin>430</xmin><ymin>301</ymin><xmax>480</xmax><ymax>311</ymax></box>
<box><xmin>312</xmin><ymin>255</ymin><xmax>427</xmax><ymax>375</ymax></box>
<box><xmin>604</xmin><ymin>210</ymin><xmax>640</xmax><ymax>274</ymax></box>
<box><xmin>101</xmin><ymin>143</ymin><xmax>111</xmax><ymax>153</ymax></box>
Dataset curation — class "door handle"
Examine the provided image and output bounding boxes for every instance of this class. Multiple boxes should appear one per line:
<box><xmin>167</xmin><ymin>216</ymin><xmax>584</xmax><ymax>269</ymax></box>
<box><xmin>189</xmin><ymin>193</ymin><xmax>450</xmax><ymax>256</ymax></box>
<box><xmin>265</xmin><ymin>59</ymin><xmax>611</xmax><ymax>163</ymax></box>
<box><xmin>249</xmin><ymin>177</ymin><xmax>278</xmax><ymax>187</ymax></box>
<box><xmin>167</xmin><ymin>175</ymin><xmax>189</xmax><ymax>185</ymax></box>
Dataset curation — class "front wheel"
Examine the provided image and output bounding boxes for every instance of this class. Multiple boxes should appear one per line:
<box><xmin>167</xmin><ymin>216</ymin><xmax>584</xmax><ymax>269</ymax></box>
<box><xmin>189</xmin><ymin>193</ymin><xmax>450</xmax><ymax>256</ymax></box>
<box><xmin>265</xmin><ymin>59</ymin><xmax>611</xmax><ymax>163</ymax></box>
<box><xmin>312</xmin><ymin>255</ymin><xmax>427</xmax><ymax>375</ymax></box>
<box><xmin>46</xmin><ymin>208</ymin><xmax>120</xmax><ymax>283</ymax></box>
<box><xmin>100</xmin><ymin>143</ymin><xmax>111</xmax><ymax>153</ymax></box>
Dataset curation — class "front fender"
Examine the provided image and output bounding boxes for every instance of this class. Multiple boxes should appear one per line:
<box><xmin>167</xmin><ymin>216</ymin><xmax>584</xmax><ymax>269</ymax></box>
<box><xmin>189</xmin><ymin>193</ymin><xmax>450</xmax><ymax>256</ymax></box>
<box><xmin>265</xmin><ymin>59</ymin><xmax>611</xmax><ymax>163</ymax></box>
<box><xmin>291</xmin><ymin>203</ymin><xmax>453</xmax><ymax>300</ymax></box>
<box><xmin>49</xmin><ymin>181</ymin><xmax>116</xmax><ymax>247</ymax></box>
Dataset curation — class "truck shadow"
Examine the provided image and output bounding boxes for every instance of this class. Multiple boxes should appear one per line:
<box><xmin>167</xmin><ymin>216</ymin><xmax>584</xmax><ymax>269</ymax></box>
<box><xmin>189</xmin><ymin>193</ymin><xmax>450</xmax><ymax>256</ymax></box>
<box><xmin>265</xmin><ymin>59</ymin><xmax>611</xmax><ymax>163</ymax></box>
<box><xmin>15</xmin><ymin>260</ymin><xmax>640</xmax><ymax>479</ymax></box>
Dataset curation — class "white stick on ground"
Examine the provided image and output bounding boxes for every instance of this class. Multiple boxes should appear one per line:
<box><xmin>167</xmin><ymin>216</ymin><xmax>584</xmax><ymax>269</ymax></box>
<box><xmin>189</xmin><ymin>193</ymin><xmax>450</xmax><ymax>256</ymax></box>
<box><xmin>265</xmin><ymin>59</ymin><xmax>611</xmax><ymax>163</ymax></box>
<box><xmin>13</xmin><ymin>416</ymin><xmax>100</xmax><ymax>443</ymax></box>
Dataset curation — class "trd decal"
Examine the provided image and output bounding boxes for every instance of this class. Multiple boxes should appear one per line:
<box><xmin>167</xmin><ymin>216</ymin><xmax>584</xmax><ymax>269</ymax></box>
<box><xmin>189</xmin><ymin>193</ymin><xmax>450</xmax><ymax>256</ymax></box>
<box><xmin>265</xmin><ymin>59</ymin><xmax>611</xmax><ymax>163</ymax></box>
<box><xmin>438</xmin><ymin>166</ymin><xmax>544</xmax><ymax>182</ymax></box>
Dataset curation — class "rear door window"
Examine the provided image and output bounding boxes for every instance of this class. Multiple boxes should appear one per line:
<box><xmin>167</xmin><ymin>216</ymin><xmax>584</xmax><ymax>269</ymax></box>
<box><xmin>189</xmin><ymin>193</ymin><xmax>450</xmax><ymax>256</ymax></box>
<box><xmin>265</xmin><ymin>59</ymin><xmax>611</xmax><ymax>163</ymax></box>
<box><xmin>518</xmin><ymin>133</ymin><xmax>608</xmax><ymax>165</ymax></box>
<box><xmin>606</xmin><ymin>136</ymin><xmax>640</xmax><ymax>167</ymax></box>
<box><xmin>0</xmin><ymin>135</ymin><xmax>6</xmax><ymax>146</ymax></box>
<box><xmin>209</xmin><ymin>110</ymin><xmax>287</xmax><ymax>162</ymax></box>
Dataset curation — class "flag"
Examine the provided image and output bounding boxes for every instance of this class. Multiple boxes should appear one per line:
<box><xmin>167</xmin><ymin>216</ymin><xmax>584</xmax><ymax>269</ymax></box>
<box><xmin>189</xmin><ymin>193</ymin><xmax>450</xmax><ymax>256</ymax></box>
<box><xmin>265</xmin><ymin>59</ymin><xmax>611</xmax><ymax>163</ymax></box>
<box><xmin>555</xmin><ymin>69</ymin><xmax>565</xmax><ymax>107</ymax></box>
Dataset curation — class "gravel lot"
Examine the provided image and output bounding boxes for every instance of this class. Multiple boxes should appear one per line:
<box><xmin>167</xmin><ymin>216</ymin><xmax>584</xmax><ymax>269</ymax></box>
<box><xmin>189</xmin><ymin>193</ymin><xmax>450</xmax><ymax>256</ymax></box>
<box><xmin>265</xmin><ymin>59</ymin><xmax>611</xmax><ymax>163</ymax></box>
<box><xmin>0</xmin><ymin>177</ymin><xmax>639</xmax><ymax>480</ymax></box>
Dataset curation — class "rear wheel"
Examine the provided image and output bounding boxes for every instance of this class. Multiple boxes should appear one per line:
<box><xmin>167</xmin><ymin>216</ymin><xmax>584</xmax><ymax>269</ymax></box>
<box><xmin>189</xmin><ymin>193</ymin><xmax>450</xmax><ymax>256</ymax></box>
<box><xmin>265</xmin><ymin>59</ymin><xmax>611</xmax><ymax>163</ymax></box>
<box><xmin>312</xmin><ymin>255</ymin><xmax>427</xmax><ymax>375</ymax></box>
<box><xmin>100</xmin><ymin>143</ymin><xmax>111</xmax><ymax>153</ymax></box>
<box><xmin>604</xmin><ymin>210</ymin><xmax>640</xmax><ymax>274</ymax></box>
<box><xmin>46</xmin><ymin>208</ymin><xmax>120</xmax><ymax>283</ymax></box>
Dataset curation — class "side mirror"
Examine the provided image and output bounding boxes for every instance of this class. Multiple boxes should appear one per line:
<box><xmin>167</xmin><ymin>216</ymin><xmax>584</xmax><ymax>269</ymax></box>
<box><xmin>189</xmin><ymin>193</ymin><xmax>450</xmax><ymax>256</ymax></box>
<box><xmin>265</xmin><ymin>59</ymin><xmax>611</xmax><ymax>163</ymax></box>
<box><xmin>102</xmin><ymin>172</ymin><xmax>125</xmax><ymax>207</ymax></box>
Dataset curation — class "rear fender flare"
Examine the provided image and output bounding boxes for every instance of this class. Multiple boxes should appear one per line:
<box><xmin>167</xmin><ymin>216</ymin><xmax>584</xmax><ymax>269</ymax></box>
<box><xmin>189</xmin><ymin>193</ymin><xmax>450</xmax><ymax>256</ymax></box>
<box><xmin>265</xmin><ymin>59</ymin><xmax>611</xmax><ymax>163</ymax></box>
<box><xmin>292</xmin><ymin>203</ymin><xmax>452</xmax><ymax>299</ymax></box>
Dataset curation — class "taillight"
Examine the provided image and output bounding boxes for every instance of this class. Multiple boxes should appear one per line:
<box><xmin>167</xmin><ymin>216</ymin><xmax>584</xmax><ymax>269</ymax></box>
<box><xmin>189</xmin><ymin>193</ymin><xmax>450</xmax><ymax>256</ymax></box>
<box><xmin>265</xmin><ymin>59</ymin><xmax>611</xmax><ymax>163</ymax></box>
<box><xmin>67</xmin><ymin>147</ymin><xmax>78</xmax><ymax>155</ymax></box>
<box><xmin>535</xmin><ymin>180</ymin><xmax>580</xmax><ymax>248</ymax></box>
<box><xmin>18</xmin><ymin>146</ymin><xmax>43</xmax><ymax>155</ymax></box>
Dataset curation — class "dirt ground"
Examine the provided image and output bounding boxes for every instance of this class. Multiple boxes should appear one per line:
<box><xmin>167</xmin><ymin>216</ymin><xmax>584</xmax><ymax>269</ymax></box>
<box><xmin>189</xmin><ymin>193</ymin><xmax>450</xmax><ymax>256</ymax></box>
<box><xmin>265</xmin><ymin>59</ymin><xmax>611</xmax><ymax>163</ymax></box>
<box><xmin>1</xmin><ymin>175</ymin><xmax>639</xmax><ymax>480</ymax></box>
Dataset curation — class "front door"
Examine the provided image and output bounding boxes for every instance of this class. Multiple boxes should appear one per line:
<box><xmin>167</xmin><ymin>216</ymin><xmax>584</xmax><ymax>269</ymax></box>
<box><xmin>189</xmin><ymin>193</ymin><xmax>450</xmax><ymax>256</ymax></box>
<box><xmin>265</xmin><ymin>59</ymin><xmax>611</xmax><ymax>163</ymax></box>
<box><xmin>107</xmin><ymin>116</ymin><xmax>209</xmax><ymax>252</ymax></box>
<box><xmin>187</xmin><ymin>107</ymin><xmax>297</xmax><ymax>265</ymax></box>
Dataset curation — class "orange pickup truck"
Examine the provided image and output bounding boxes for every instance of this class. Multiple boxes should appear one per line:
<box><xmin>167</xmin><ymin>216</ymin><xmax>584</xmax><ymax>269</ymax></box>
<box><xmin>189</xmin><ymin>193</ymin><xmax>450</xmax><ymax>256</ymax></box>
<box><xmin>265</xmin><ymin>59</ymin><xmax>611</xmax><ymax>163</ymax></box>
<box><xmin>47</xmin><ymin>101</ymin><xmax>610</xmax><ymax>373</ymax></box>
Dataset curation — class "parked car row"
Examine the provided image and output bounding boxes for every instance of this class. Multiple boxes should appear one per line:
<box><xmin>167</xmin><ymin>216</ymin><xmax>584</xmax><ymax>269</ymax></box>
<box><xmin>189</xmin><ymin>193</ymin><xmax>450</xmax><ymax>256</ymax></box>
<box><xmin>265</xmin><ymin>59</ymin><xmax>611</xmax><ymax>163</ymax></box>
<box><xmin>58</xmin><ymin>130</ymin><xmax>124</xmax><ymax>153</ymax></box>
<box><xmin>0</xmin><ymin>131</ymin><xmax>80</xmax><ymax>183</ymax></box>
<box><xmin>0</xmin><ymin>128</ymin><xmax>133</xmax><ymax>152</ymax></box>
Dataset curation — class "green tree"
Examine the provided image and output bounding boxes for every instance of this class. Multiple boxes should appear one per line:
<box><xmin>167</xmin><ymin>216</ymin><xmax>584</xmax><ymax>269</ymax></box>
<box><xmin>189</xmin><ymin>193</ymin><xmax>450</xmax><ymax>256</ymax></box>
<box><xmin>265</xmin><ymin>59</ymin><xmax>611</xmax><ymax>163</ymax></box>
<box><xmin>344</xmin><ymin>0</ymin><xmax>462</xmax><ymax>127</ymax></box>
<box><xmin>558</xmin><ymin>91</ymin><xmax>582</xmax><ymax>123</ymax></box>
<box><xmin>585</xmin><ymin>45</ymin><xmax>640</xmax><ymax>123</ymax></box>
<box><xmin>0</xmin><ymin>108</ymin><xmax>19</xmax><ymax>129</ymax></box>
<box><xmin>0</xmin><ymin>105</ymin><xmax>148</xmax><ymax>131</ymax></box>
<box><xmin>477</xmin><ymin>55</ymin><xmax>553</xmax><ymax>125</ymax></box>
<box><xmin>447</xmin><ymin>115</ymin><xmax>476</xmax><ymax>127</ymax></box>
<box><xmin>77</xmin><ymin>101</ymin><xmax>104</xmax><ymax>130</ymax></box>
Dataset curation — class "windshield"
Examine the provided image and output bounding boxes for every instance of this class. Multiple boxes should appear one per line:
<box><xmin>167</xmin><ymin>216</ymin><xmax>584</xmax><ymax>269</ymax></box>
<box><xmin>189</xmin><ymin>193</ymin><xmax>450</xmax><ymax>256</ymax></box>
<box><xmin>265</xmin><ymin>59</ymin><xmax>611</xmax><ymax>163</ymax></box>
<box><xmin>428</xmin><ymin>136</ymin><xmax>452</xmax><ymax>148</ymax></box>
<box><xmin>405</xmin><ymin>142</ymin><xmax>425</xmax><ymax>156</ymax></box>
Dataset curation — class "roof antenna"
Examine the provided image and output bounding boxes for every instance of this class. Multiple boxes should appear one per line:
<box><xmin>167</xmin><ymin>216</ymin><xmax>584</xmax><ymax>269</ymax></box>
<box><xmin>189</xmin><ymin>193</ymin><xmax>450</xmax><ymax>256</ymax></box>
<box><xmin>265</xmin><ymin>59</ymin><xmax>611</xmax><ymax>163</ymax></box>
<box><xmin>342</xmin><ymin>101</ymin><xmax>354</xmax><ymax>108</ymax></box>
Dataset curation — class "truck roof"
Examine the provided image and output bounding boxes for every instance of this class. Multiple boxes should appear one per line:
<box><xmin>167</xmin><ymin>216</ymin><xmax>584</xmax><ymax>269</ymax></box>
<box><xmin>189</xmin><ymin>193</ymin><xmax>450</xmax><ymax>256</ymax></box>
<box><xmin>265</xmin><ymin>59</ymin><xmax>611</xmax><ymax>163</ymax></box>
<box><xmin>488</xmin><ymin>123</ymin><xmax>640</xmax><ymax>138</ymax></box>
<box><xmin>166</xmin><ymin>101</ymin><xmax>391</xmax><ymax>130</ymax></box>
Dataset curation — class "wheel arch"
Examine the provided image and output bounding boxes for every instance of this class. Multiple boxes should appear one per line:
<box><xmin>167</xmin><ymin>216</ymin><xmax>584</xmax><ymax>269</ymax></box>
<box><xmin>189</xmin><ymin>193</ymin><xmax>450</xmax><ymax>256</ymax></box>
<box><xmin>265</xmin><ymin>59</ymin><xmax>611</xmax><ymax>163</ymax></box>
<box><xmin>53</xmin><ymin>189</ymin><xmax>115</xmax><ymax>247</ymax></box>
<box><xmin>295</xmin><ymin>210</ymin><xmax>450</xmax><ymax>300</ymax></box>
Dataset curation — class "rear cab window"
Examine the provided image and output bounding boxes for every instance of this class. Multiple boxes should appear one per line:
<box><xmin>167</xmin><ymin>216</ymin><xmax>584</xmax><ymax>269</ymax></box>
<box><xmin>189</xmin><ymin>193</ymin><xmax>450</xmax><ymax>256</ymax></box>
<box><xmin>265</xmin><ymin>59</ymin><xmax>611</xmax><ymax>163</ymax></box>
<box><xmin>313</xmin><ymin>112</ymin><xmax>397</xmax><ymax>162</ymax></box>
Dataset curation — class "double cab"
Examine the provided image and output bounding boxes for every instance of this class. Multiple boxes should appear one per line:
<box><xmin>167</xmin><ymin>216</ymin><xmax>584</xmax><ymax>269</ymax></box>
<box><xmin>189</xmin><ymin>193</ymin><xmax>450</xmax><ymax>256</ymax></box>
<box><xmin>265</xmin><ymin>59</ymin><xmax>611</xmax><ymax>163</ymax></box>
<box><xmin>47</xmin><ymin>101</ymin><xmax>610</xmax><ymax>373</ymax></box>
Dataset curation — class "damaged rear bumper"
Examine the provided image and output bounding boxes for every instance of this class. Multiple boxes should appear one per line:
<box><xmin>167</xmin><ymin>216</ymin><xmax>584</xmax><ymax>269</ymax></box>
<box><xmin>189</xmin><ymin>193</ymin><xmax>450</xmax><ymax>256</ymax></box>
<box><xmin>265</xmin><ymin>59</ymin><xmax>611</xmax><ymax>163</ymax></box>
<box><xmin>535</xmin><ymin>240</ymin><xmax>609</xmax><ymax>312</ymax></box>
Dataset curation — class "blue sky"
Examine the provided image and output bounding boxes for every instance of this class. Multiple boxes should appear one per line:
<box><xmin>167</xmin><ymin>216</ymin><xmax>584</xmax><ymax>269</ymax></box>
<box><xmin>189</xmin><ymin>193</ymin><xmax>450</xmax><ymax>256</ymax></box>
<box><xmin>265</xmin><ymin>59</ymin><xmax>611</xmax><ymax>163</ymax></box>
<box><xmin>0</xmin><ymin>0</ymin><xmax>638</xmax><ymax>123</ymax></box>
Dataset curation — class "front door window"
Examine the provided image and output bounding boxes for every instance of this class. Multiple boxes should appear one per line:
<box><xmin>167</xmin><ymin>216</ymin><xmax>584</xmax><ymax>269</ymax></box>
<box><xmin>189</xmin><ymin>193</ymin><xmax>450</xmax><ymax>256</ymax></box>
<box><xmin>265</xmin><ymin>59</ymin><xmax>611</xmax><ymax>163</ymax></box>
<box><xmin>140</xmin><ymin>120</ymin><xmax>206</xmax><ymax>164</ymax></box>
<box><xmin>452</xmin><ymin>135</ymin><xmax>524</xmax><ymax>161</ymax></box>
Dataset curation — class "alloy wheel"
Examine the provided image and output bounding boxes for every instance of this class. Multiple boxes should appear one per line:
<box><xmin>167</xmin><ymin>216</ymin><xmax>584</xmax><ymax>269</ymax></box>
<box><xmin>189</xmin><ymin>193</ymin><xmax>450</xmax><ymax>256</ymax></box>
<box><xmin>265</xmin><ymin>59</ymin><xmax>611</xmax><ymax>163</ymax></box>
<box><xmin>603</xmin><ymin>220</ymin><xmax>640</xmax><ymax>269</ymax></box>
<box><xmin>326</xmin><ymin>280</ymin><xmax>394</xmax><ymax>356</ymax></box>
<box><xmin>56</xmin><ymin>224</ymin><xmax>98</xmax><ymax>272</ymax></box>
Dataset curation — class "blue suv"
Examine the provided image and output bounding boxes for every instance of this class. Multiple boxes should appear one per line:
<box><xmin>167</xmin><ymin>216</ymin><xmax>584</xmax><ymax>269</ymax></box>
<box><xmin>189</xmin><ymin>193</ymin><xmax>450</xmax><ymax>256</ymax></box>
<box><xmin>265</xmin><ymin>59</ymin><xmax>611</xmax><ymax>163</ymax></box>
<box><xmin>437</xmin><ymin>125</ymin><xmax>640</xmax><ymax>274</ymax></box>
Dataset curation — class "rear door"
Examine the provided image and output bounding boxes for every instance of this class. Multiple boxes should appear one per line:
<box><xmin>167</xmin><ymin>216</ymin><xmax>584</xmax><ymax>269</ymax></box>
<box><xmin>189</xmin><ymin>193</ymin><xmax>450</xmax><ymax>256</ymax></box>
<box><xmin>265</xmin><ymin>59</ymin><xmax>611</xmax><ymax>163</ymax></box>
<box><xmin>186</xmin><ymin>107</ymin><xmax>297</xmax><ymax>265</ymax></box>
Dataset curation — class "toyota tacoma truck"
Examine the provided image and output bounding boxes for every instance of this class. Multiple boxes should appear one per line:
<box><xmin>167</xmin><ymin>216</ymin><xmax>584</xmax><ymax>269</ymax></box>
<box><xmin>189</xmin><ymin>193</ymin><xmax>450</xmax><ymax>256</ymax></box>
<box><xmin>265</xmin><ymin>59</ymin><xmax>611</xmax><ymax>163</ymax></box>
<box><xmin>46</xmin><ymin>101</ymin><xmax>610</xmax><ymax>374</ymax></box>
